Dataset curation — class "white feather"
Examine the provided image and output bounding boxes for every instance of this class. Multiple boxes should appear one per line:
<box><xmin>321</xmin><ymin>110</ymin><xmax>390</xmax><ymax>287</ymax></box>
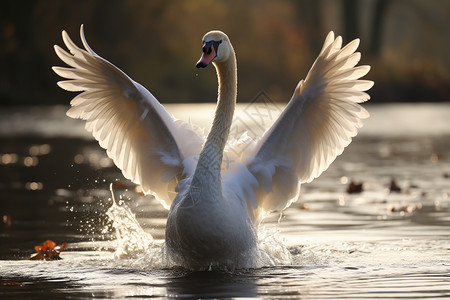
<box><xmin>53</xmin><ymin>26</ymin><xmax>203</xmax><ymax>209</ymax></box>
<box><xmin>224</xmin><ymin>31</ymin><xmax>373</xmax><ymax>222</ymax></box>
<box><xmin>55</xmin><ymin>27</ymin><xmax>372</xmax><ymax>269</ymax></box>
<box><xmin>55</xmin><ymin>27</ymin><xmax>371</xmax><ymax>225</ymax></box>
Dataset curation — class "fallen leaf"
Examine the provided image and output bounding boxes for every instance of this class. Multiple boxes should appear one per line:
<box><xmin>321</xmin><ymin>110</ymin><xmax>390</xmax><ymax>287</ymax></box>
<box><xmin>1</xmin><ymin>280</ymin><xmax>25</xmax><ymax>286</ymax></box>
<box><xmin>389</xmin><ymin>179</ymin><xmax>402</xmax><ymax>193</ymax></box>
<box><xmin>28</xmin><ymin>240</ymin><xmax>67</xmax><ymax>261</ymax></box>
<box><xmin>347</xmin><ymin>181</ymin><xmax>363</xmax><ymax>194</ymax></box>
<box><xmin>299</xmin><ymin>204</ymin><xmax>310</xmax><ymax>210</ymax></box>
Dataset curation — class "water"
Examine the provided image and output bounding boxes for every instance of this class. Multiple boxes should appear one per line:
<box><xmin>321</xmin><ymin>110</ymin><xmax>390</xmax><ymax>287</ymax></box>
<box><xmin>1</xmin><ymin>103</ymin><xmax>449</xmax><ymax>298</ymax></box>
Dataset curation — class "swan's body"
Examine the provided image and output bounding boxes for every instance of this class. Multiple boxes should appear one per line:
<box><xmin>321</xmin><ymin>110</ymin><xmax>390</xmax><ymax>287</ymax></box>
<box><xmin>54</xmin><ymin>26</ymin><xmax>372</xmax><ymax>269</ymax></box>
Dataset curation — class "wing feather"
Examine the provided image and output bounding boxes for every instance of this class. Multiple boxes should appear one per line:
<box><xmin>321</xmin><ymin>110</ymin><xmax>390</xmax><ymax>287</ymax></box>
<box><xmin>54</xmin><ymin>26</ymin><xmax>203</xmax><ymax>208</ymax></box>
<box><xmin>224</xmin><ymin>31</ymin><xmax>372</xmax><ymax>222</ymax></box>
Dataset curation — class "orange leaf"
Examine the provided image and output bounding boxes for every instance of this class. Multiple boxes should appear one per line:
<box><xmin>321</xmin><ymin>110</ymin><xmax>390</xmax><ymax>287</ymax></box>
<box><xmin>2</xmin><ymin>280</ymin><xmax>25</xmax><ymax>286</ymax></box>
<box><xmin>42</xmin><ymin>240</ymin><xmax>56</xmax><ymax>251</ymax></box>
<box><xmin>28</xmin><ymin>240</ymin><xmax>67</xmax><ymax>260</ymax></box>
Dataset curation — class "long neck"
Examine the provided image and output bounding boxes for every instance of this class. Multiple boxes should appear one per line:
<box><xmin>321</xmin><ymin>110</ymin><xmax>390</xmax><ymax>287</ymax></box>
<box><xmin>192</xmin><ymin>50</ymin><xmax>237</xmax><ymax>192</ymax></box>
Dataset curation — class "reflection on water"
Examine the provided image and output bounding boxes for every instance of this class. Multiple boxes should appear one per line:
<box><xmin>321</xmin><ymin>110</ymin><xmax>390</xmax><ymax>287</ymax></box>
<box><xmin>0</xmin><ymin>104</ymin><xmax>450</xmax><ymax>298</ymax></box>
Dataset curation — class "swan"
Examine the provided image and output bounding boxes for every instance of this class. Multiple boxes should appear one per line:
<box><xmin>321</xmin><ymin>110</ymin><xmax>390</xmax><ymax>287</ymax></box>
<box><xmin>53</xmin><ymin>26</ymin><xmax>372</xmax><ymax>270</ymax></box>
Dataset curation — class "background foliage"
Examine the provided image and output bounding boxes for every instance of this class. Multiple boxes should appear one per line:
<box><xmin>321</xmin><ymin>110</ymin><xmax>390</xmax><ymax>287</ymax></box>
<box><xmin>1</xmin><ymin>0</ymin><xmax>449</xmax><ymax>105</ymax></box>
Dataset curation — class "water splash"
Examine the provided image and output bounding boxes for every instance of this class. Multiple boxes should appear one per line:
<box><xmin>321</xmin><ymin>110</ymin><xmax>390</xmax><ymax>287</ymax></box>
<box><xmin>256</xmin><ymin>227</ymin><xmax>292</xmax><ymax>267</ymax></box>
<box><xmin>106</xmin><ymin>184</ymin><xmax>154</xmax><ymax>258</ymax></box>
<box><xmin>105</xmin><ymin>184</ymin><xmax>292</xmax><ymax>270</ymax></box>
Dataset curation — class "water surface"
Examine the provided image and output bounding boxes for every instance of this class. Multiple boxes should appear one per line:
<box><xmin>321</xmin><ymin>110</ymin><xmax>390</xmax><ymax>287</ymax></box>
<box><xmin>1</xmin><ymin>103</ymin><xmax>449</xmax><ymax>298</ymax></box>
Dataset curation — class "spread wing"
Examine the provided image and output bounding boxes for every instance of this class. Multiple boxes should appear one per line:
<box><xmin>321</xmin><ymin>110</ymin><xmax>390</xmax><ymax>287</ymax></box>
<box><xmin>53</xmin><ymin>25</ymin><xmax>203</xmax><ymax>209</ymax></box>
<box><xmin>223</xmin><ymin>31</ymin><xmax>373</xmax><ymax>222</ymax></box>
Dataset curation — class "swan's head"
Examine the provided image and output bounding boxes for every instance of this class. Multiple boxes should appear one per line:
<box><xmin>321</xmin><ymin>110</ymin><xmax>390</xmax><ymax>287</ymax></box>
<box><xmin>196</xmin><ymin>31</ymin><xmax>232</xmax><ymax>68</ymax></box>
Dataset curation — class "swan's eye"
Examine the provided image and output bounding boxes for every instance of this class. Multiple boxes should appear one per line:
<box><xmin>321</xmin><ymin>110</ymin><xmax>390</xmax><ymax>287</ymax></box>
<box><xmin>203</xmin><ymin>40</ymin><xmax>221</xmax><ymax>52</ymax></box>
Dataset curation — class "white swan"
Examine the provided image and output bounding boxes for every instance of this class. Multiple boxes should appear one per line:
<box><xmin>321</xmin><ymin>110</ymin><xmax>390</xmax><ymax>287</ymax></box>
<box><xmin>53</xmin><ymin>26</ymin><xmax>372</xmax><ymax>269</ymax></box>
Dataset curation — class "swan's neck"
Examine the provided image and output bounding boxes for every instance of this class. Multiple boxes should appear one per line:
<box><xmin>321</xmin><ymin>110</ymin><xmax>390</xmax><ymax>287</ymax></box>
<box><xmin>192</xmin><ymin>51</ymin><xmax>237</xmax><ymax>194</ymax></box>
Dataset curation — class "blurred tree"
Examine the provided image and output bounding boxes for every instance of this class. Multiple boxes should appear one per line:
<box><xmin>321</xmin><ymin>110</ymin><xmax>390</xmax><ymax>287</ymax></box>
<box><xmin>0</xmin><ymin>1</ymin><xmax>42</xmax><ymax>104</ymax></box>
<box><xmin>0</xmin><ymin>0</ymin><xmax>448</xmax><ymax>105</ymax></box>
<box><xmin>368</xmin><ymin>0</ymin><xmax>390</xmax><ymax>56</ymax></box>
<box><xmin>343</xmin><ymin>0</ymin><xmax>359</xmax><ymax>41</ymax></box>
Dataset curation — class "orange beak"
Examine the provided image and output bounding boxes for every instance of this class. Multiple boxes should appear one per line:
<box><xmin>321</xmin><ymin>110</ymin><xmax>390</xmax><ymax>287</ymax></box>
<box><xmin>196</xmin><ymin>45</ymin><xmax>217</xmax><ymax>68</ymax></box>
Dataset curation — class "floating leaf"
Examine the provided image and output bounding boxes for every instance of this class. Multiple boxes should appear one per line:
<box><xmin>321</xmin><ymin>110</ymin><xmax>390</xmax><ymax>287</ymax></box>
<box><xmin>1</xmin><ymin>280</ymin><xmax>25</xmax><ymax>286</ymax></box>
<box><xmin>346</xmin><ymin>181</ymin><xmax>363</xmax><ymax>194</ymax></box>
<box><xmin>28</xmin><ymin>240</ymin><xmax>67</xmax><ymax>261</ymax></box>
<box><xmin>299</xmin><ymin>204</ymin><xmax>310</xmax><ymax>210</ymax></box>
<box><xmin>389</xmin><ymin>179</ymin><xmax>401</xmax><ymax>193</ymax></box>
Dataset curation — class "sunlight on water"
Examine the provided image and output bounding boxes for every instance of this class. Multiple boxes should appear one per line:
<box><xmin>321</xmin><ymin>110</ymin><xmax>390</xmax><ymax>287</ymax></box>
<box><xmin>1</xmin><ymin>104</ymin><xmax>449</xmax><ymax>298</ymax></box>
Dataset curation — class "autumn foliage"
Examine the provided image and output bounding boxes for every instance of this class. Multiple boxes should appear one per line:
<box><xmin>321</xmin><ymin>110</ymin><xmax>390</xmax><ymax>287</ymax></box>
<box><xmin>28</xmin><ymin>240</ymin><xmax>67</xmax><ymax>261</ymax></box>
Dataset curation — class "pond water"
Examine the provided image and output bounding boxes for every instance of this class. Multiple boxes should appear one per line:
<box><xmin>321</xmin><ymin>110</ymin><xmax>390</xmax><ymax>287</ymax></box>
<box><xmin>0</xmin><ymin>103</ymin><xmax>449</xmax><ymax>299</ymax></box>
